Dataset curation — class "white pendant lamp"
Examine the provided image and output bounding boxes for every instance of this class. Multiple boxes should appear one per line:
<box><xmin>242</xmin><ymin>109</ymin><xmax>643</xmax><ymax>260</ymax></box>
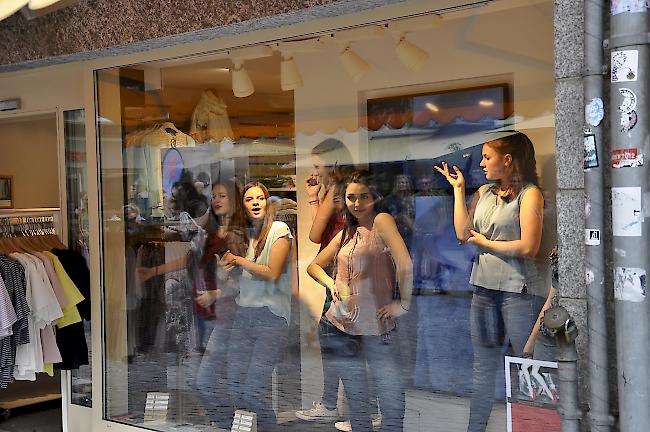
<box><xmin>339</xmin><ymin>46</ymin><xmax>370</xmax><ymax>82</ymax></box>
<box><xmin>0</xmin><ymin>0</ymin><xmax>28</xmax><ymax>21</ymax></box>
<box><xmin>28</xmin><ymin>0</ymin><xmax>62</xmax><ymax>9</ymax></box>
<box><xmin>395</xmin><ymin>36</ymin><xmax>429</xmax><ymax>72</ymax></box>
<box><xmin>231</xmin><ymin>61</ymin><xmax>254</xmax><ymax>98</ymax></box>
<box><xmin>280</xmin><ymin>56</ymin><xmax>303</xmax><ymax>91</ymax></box>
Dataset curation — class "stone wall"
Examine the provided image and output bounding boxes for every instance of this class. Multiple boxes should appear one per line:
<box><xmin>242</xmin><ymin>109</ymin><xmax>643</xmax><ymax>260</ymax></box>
<box><xmin>0</xmin><ymin>0</ymin><xmax>409</xmax><ymax>70</ymax></box>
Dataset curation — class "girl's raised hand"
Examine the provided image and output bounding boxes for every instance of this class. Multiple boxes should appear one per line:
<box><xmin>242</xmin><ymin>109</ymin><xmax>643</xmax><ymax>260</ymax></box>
<box><xmin>434</xmin><ymin>162</ymin><xmax>465</xmax><ymax>190</ymax></box>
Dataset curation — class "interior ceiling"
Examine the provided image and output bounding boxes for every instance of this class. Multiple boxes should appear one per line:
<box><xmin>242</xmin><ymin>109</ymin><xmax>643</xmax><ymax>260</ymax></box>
<box><xmin>131</xmin><ymin>0</ymin><xmax>552</xmax><ymax>135</ymax></box>
<box><xmin>161</xmin><ymin>54</ymin><xmax>282</xmax><ymax>94</ymax></box>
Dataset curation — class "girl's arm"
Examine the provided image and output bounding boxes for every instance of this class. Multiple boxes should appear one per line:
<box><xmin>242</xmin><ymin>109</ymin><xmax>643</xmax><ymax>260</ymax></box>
<box><xmin>467</xmin><ymin>187</ymin><xmax>544</xmax><ymax>258</ymax></box>
<box><xmin>307</xmin><ymin>230</ymin><xmax>343</xmax><ymax>298</ymax></box>
<box><xmin>226</xmin><ymin>231</ymin><xmax>291</xmax><ymax>282</ymax></box>
<box><xmin>309</xmin><ymin>188</ymin><xmax>336</xmax><ymax>244</ymax></box>
<box><xmin>523</xmin><ymin>286</ymin><xmax>557</xmax><ymax>356</ymax></box>
<box><xmin>375</xmin><ymin>213</ymin><xmax>414</xmax><ymax>319</ymax></box>
<box><xmin>137</xmin><ymin>255</ymin><xmax>188</xmax><ymax>282</ymax></box>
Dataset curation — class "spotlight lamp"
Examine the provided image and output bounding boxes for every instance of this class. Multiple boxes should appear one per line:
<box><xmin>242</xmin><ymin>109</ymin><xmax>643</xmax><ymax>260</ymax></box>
<box><xmin>28</xmin><ymin>0</ymin><xmax>62</xmax><ymax>9</ymax></box>
<box><xmin>339</xmin><ymin>46</ymin><xmax>370</xmax><ymax>82</ymax></box>
<box><xmin>231</xmin><ymin>60</ymin><xmax>254</xmax><ymax>98</ymax></box>
<box><xmin>395</xmin><ymin>35</ymin><xmax>429</xmax><ymax>72</ymax></box>
<box><xmin>280</xmin><ymin>55</ymin><xmax>303</xmax><ymax>91</ymax></box>
<box><xmin>0</xmin><ymin>0</ymin><xmax>28</xmax><ymax>21</ymax></box>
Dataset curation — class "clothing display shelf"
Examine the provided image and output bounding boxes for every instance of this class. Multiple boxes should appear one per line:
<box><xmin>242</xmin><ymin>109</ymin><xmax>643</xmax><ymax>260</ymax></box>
<box><xmin>0</xmin><ymin>208</ymin><xmax>64</xmax><ymax>420</ymax></box>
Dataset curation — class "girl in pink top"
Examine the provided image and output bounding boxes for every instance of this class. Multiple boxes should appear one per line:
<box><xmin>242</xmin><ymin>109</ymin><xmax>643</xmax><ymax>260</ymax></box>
<box><xmin>308</xmin><ymin>171</ymin><xmax>413</xmax><ymax>431</ymax></box>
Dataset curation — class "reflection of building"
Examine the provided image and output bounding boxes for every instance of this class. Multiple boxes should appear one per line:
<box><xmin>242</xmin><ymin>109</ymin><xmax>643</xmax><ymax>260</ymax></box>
<box><xmin>0</xmin><ymin>1</ymin><xmax>621</xmax><ymax>432</ymax></box>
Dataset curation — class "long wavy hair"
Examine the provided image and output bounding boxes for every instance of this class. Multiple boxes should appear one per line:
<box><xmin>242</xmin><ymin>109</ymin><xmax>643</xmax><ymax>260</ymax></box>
<box><xmin>204</xmin><ymin>180</ymin><xmax>248</xmax><ymax>257</ymax></box>
<box><xmin>243</xmin><ymin>182</ymin><xmax>275</xmax><ymax>260</ymax></box>
<box><xmin>339</xmin><ymin>171</ymin><xmax>385</xmax><ymax>248</ymax></box>
<box><xmin>485</xmin><ymin>131</ymin><xmax>540</xmax><ymax>190</ymax></box>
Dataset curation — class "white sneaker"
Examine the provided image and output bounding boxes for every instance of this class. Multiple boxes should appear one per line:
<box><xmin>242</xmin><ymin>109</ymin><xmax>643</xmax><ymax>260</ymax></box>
<box><xmin>335</xmin><ymin>414</ymin><xmax>382</xmax><ymax>431</ymax></box>
<box><xmin>295</xmin><ymin>401</ymin><xmax>339</xmax><ymax>421</ymax></box>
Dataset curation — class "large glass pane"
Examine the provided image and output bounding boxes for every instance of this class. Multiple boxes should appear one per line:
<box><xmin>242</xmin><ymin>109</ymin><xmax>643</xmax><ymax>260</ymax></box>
<box><xmin>64</xmin><ymin>109</ymin><xmax>92</xmax><ymax>407</ymax></box>
<box><xmin>97</xmin><ymin>2</ymin><xmax>557</xmax><ymax>430</ymax></box>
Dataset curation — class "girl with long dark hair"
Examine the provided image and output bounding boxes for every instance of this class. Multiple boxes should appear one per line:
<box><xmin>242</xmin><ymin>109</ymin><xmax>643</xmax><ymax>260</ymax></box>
<box><xmin>138</xmin><ymin>179</ymin><xmax>247</xmax><ymax>428</ymax></box>
<box><xmin>308</xmin><ymin>171</ymin><xmax>413</xmax><ymax>431</ymax></box>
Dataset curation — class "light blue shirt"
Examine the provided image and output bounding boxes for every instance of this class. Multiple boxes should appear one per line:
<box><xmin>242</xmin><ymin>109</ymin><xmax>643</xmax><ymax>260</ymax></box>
<box><xmin>237</xmin><ymin>221</ymin><xmax>294</xmax><ymax>323</ymax></box>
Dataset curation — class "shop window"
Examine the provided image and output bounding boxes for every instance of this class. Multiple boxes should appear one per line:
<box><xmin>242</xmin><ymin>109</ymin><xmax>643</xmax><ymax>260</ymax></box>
<box><xmin>64</xmin><ymin>109</ymin><xmax>92</xmax><ymax>407</ymax></box>
<box><xmin>96</xmin><ymin>1</ymin><xmax>558</xmax><ymax>431</ymax></box>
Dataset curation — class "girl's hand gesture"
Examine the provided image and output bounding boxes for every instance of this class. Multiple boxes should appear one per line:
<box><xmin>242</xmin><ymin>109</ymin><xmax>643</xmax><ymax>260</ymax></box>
<box><xmin>219</xmin><ymin>251</ymin><xmax>239</xmax><ymax>271</ymax></box>
<box><xmin>466</xmin><ymin>229</ymin><xmax>488</xmax><ymax>248</ymax></box>
<box><xmin>196</xmin><ymin>290</ymin><xmax>221</xmax><ymax>307</ymax></box>
<box><xmin>305</xmin><ymin>174</ymin><xmax>321</xmax><ymax>200</ymax></box>
<box><xmin>434</xmin><ymin>162</ymin><xmax>465</xmax><ymax>190</ymax></box>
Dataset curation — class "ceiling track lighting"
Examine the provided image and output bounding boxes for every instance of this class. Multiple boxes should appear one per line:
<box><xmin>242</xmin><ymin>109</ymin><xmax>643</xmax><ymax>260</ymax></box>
<box><xmin>28</xmin><ymin>0</ymin><xmax>62</xmax><ymax>9</ymax></box>
<box><xmin>231</xmin><ymin>60</ymin><xmax>254</xmax><ymax>98</ymax></box>
<box><xmin>0</xmin><ymin>0</ymin><xmax>28</xmax><ymax>21</ymax></box>
<box><xmin>280</xmin><ymin>55</ymin><xmax>303</xmax><ymax>91</ymax></box>
<box><xmin>339</xmin><ymin>45</ymin><xmax>370</xmax><ymax>82</ymax></box>
<box><xmin>394</xmin><ymin>34</ymin><xmax>429</xmax><ymax>72</ymax></box>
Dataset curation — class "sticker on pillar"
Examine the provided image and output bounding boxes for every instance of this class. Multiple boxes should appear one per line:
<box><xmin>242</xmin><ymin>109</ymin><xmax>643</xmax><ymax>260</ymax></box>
<box><xmin>586</xmin><ymin>268</ymin><xmax>595</xmax><ymax>284</ymax></box>
<box><xmin>612</xmin><ymin>186</ymin><xmax>642</xmax><ymax>236</ymax></box>
<box><xmin>614</xmin><ymin>267</ymin><xmax>646</xmax><ymax>302</ymax></box>
<box><xmin>618</xmin><ymin>88</ymin><xmax>638</xmax><ymax>133</ymax></box>
<box><xmin>612</xmin><ymin>0</ymin><xmax>649</xmax><ymax>15</ymax></box>
<box><xmin>611</xmin><ymin>50</ymin><xmax>639</xmax><ymax>82</ymax></box>
<box><xmin>584</xmin><ymin>134</ymin><xmax>599</xmax><ymax>169</ymax></box>
<box><xmin>585</xmin><ymin>98</ymin><xmax>604</xmax><ymax>127</ymax></box>
<box><xmin>585</xmin><ymin>229</ymin><xmax>601</xmax><ymax>245</ymax></box>
<box><xmin>620</xmin><ymin>109</ymin><xmax>638</xmax><ymax>132</ymax></box>
<box><xmin>612</xmin><ymin>148</ymin><xmax>643</xmax><ymax>168</ymax></box>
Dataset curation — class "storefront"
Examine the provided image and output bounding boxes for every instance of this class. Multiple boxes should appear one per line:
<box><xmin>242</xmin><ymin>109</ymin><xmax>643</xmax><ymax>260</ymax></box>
<box><xmin>0</xmin><ymin>0</ymin><xmax>564</xmax><ymax>431</ymax></box>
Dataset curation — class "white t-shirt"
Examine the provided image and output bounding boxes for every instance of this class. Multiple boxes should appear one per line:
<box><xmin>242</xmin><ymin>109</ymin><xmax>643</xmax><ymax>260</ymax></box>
<box><xmin>237</xmin><ymin>221</ymin><xmax>293</xmax><ymax>323</ymax></box>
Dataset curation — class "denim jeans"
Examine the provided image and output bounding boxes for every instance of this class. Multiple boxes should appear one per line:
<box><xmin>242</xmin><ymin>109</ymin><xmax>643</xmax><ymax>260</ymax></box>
<box><xmin>467</xmin><ymin>286</ymin><xmax>545</xmax><ymax>432</ymax></box>
<box><xmin>332</xmin><ymin>331</ymin><xmax>405</xmax><ymax>432</ymax></box>
<box><xmin>183</xmin><ymin>316</ymin><xmax>216</xmax><ymax>392</ymax></box>
<box><xmin>193</xmin><ymin>320</ymin><xmax>235</xmax><ymax>428</ymax></box>
<box><xmin>226</xmin><ymin>306</ymin><xmax>288</xmax><ymax>430</ymax></box>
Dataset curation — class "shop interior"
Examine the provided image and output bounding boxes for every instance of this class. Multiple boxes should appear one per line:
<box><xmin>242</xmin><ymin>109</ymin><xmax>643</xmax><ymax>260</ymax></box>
<box><xmin>0</xmin><ymin>111</ymin><xmax>91</xmax><ymax>431</ymax></box>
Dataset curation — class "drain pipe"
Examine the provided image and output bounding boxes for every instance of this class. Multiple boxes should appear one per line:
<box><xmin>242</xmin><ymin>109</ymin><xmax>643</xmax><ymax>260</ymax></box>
<box><xmin>607</xmin><ymin>3</ymin><xmax>650</xmax><ymax>432</ymax></box>
<box><xmin>583</xmin><ymin>0</ymin><xmax>612</xmax><ymax>431</ymax></box>
<box><xmin>544</xmin><ymin>305</ymin><xmax>580</xmax><ymax>432</ymax></box>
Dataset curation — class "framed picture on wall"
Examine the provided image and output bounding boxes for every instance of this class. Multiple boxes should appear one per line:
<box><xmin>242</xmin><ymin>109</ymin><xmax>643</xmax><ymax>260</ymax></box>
<box><xmin>0</xmin><ymin>176</ymin><xmax>12</xmax><ymax>209</ymax></box>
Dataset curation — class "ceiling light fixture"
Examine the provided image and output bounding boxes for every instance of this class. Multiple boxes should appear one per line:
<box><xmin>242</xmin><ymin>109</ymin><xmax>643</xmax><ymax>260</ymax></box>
<box><xmin>28</xmin><ymin>0</ymin><xmax>62</xmax><ymax>9</ymax></box>
<box><xmin>231</xmin><ymin>60</ymin><xmax>254</xmax><ymax>98</ymax></box>
<box><xmin>425</xmin><ymin>102</ymin><xmax>439</xmax><ymax>112</ymax></box>
<box><xmin>479</xmin><ymin>100</ymin><xmax>495</xmax><ymax>107</ymax></box>
<box><xmin>339</xmin><ymin>46</ymin><xmax>370</xmax><ymax>82</ymax></box>
<box><xmin>394</xmin><ymin>35</ymin><xmax>429</xmax><ymax>71</ymax></box>
<box><xmin>280</xmin><ymin>56</ymin><xmax>303</xmax><ymax>91</ymax></box>
<box><xmin>0</xmin><ymin>0</ymin><xmax>28</xmax><ymax>21</ymax></box>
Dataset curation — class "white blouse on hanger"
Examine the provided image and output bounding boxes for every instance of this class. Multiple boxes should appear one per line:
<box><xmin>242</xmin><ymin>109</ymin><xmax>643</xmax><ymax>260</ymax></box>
<box><xmin>10</xmin><ymin>253</ymin><xmax>63</xmax><ymax>380</ymax></box>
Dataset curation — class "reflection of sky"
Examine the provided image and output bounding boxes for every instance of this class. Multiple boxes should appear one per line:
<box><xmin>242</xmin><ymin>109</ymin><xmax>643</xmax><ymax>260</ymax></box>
<box><xmin>412</xmin><ymin>195</ymin><xmax>476</xmax><ymax>293</ymax></box>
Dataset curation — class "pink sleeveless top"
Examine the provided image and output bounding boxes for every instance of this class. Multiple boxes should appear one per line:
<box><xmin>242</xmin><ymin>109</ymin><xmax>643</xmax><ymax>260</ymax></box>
<box><xmin>326</xmin><ymin>222</ymin><xmax>396</xmax><ymax>336</ymax></box>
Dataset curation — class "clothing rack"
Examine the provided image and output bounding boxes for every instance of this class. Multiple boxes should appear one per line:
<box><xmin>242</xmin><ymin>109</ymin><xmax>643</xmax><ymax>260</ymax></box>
<box><xmin>0</xmin><ymin>209</ymin><xmax>64</xmax><ymax>419</ymax></box>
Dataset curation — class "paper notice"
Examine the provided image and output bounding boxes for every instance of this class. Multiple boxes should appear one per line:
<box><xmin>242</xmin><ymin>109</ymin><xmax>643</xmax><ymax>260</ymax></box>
<box><xmin>614</xmin><ymin>267</ymin><xmax>646</xmax><ymax>302</ymax></box>
<box><xmin>612</xmin><ymin>187</ymin><xmax>642</xmax><ymax>236</ymax></box>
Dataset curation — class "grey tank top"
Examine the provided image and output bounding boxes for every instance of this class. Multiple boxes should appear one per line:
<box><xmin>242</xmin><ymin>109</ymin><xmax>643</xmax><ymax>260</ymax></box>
<box><xmin>470</xmin><ymin>184</ymin><xmax>546</xmax><ymax>297</ymax></box>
